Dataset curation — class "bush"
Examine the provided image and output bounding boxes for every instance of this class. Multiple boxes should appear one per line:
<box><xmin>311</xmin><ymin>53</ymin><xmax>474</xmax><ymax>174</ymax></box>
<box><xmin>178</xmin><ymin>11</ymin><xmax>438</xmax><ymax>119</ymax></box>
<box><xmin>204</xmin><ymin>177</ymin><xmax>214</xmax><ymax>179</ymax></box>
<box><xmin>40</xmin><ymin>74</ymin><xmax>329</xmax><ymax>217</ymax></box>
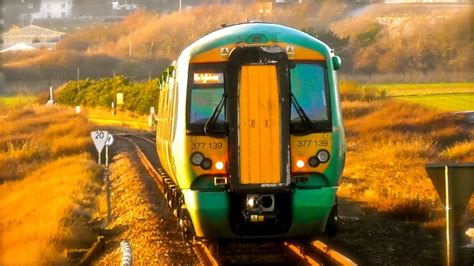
<box><xmin>56</xmin><ymin>76</ymin><xmax>158</xmax><ymax>115</ymax></box>
<box><xmin>339</xmin><ymin>80</ymin><xmax>386</xmax><ymax>101</ymax></box>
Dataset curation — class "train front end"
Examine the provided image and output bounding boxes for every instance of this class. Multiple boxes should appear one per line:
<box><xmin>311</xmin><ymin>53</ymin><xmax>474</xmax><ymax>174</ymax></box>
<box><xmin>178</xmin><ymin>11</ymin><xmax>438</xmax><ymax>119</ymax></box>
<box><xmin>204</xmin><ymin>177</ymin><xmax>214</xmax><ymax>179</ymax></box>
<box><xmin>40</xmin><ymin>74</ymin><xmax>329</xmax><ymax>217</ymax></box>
<box><xmin>174</xmin><ymin>23</ymin><xmax>345</xmax><ymax>239</ymax></box>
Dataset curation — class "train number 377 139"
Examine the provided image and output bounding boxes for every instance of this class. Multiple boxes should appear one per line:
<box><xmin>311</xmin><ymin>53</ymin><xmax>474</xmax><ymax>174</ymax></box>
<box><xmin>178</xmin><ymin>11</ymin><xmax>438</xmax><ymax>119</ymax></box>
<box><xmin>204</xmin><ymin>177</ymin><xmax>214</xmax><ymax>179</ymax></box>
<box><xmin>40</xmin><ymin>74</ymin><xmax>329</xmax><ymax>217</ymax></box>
<box><xmin>191</xmin><ymin>142</ymin><xmax>224</xmax><ymax>150</ymax></box>
<box><xmin>296</xmin><ymin>139</ymin><xmax>329</xmax><ymax>148</ymax></box>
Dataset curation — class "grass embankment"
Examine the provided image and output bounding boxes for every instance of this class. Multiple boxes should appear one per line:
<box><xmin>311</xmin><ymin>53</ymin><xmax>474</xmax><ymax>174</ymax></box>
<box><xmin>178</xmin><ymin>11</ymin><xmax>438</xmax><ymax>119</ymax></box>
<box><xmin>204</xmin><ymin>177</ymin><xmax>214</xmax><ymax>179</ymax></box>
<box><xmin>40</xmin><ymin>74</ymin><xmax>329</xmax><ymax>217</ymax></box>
<box><xmin>367</xmin><ymin>82</ymin><xmax>474</xmax><ymax>111</ymax></box>
<box><xmin>0</xmin><ymin>95</ymin><xmax>37</xmax><ymax>108</ymax></box>
<box><xmin>0</xmin><ymin>106</ymin><xmax>101</xmax><ymax>264</ymax></box>
<box><xmin>339</xmin><ymin>82</ymin><xmax>474</xmax><ymax>221</ymax></box>
<box><xmin>396</xmin><ymin>94</ymin><xmax>474</xmax><ymax>112</ymax></box>
<box><xmin>82</xmin><ymin>106</ymin><xmax>150</xmax><ymax>130</ymax></box>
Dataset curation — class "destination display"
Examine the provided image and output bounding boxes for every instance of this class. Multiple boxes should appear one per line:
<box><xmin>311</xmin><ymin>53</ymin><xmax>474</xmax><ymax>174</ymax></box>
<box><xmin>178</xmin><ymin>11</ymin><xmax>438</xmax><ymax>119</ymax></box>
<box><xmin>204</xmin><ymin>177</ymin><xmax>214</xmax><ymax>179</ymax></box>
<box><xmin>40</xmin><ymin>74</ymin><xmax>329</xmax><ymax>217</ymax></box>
<box><xmin>193</xmin><ymin>72</ymin><xmax>224</xmax><ymax>85</ymax></box>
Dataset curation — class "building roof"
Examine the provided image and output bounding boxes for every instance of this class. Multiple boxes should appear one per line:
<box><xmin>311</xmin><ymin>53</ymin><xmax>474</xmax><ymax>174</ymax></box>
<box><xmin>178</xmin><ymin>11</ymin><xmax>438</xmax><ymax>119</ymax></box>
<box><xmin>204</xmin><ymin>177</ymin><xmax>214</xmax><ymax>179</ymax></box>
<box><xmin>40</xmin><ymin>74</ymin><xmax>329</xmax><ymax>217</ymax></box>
<box><xmin>0</xmin><ymin>43</ymin><xmax>37</xmax><ymax>53</ymax></box>
<box><xmin>3</xmin><ymin>24</ymin><xmax>65</xmax><ymax>37</ymax></box>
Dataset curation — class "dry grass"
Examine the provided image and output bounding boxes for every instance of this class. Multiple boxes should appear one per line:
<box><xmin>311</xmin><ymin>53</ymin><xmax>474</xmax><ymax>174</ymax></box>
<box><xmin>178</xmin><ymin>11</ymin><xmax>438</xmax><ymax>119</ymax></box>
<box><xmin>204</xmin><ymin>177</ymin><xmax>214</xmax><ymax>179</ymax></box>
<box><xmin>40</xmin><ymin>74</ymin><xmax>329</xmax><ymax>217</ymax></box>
<box><xmin>339</xmin><ymin>96</ymin><xmax>473</xmax><ymax>221</ymax></box>
<box><xmin>0</xmin><ymin>106</ymin><xmax>94</xmax><ymax>181</ymax></box>
<box><xmin>0</xmin><ymin>105</ymin><xmax>101</xmax><ymax>264</ymax></box>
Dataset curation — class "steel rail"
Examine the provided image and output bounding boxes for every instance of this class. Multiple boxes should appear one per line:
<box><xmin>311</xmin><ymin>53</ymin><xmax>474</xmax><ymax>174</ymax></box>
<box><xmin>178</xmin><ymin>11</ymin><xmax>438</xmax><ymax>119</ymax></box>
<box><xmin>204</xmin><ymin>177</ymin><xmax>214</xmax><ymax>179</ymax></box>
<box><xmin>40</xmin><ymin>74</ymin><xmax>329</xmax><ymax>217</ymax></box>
<box><xmin>311</xmin><ymin>241</ymin><xmax>357</xmax><ymax>266</ymax></box>
<box><xmin>118</xmin><ymin>135</ymin><xmax>220</xmax><ymax>265</ymax></box>
<box><xmin>118</xmin><ymin>135</ymin><xmax>164</xmax><ymax>192</ymax></box>
<box><xmin>283</xmin><ymin>242</ymin><xmax>321</xmax><ymax>265</ymax></box>
<box><xmin>194</xmin><ymin>242</ymin><xmax>219</xmax><ymax>266</ymax></box>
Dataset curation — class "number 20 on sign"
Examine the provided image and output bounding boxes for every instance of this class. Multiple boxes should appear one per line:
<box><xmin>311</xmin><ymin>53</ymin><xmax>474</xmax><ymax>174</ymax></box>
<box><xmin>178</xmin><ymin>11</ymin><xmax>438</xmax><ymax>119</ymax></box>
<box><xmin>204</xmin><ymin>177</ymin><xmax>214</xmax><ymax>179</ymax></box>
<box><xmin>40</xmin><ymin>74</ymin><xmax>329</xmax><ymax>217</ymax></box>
<box><xmin>91</xmin><ymin>130</ymin><xmax>109</xmax><ymax>165</ymax></box>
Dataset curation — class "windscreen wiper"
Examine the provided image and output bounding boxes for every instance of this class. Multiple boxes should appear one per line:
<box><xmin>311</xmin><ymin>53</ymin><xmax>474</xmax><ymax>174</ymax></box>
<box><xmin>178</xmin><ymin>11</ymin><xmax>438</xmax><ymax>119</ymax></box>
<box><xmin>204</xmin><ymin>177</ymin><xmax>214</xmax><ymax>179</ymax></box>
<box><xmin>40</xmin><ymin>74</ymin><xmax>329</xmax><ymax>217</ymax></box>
<box><xmin>204</xmin><ymin>93</ymin><xmax>228</xmax><ymax>136</ymax></box>
<box><xmin>290</xmin><ymin>93</ymin><xmax>314</xmax><ymax>131</ymax></box>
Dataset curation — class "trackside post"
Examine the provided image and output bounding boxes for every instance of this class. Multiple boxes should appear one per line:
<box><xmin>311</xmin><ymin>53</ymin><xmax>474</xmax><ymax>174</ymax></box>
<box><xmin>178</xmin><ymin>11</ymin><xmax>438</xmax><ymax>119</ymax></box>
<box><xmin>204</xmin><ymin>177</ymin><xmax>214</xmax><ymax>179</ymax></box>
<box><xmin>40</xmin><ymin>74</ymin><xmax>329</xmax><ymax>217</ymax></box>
<box><xmin>425</xmin><ymin>163</ymin><xmax>474</xmax><ymax>266</ymax></box>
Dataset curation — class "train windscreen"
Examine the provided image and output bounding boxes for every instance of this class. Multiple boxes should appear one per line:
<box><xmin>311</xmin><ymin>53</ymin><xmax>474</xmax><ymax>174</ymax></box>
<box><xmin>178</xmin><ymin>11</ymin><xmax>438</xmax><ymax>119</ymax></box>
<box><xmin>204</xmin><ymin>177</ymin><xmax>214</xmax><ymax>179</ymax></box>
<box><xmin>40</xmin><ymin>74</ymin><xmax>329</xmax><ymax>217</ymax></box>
<box><xmin>189</xmin><ymin>67</ymin><xmax>226</xmax><ymax>124</ymax></box>
<box><xmin>289</xmin><ymin>63</ymin><xmax>329</xmax><ymax>122</ymax></box>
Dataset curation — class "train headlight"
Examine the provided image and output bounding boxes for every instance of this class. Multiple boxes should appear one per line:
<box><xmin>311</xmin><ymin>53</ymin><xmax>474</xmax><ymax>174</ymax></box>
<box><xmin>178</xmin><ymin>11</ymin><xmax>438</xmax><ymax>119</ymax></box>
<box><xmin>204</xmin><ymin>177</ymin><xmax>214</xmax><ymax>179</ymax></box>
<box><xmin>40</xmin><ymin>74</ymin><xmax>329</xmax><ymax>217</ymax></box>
<box><xmin>247</xmin><ymin>195</ymin><xmax>260</xmax><ymax>208</ymax></box>
<box><xmin>190</xmin><ymin>152</ymin><xmax>204</xmax><ymax>166</ymax></box>
<box><xmin>296</xmin><ymin>160</ymin><xmax>305</xmax><ymax>168</ymax></box>
<box><xmin>215</xmin><ymin>161</ymin><xmax>224</xmax><ymax>170</ymax></box>
<box><xmin>201</xmin><ymin>158</ymin><xmax>212</xmax><ymax>170</ymax></box>
<box><xmin>308</xmin><ymin>156</ymin><xmax>319</xmax><ymax>168</ymax></box>
<box><xmin>316</xmin><ymin>149</ymin><xmax>330</xmax><ymax>163</ymax></box>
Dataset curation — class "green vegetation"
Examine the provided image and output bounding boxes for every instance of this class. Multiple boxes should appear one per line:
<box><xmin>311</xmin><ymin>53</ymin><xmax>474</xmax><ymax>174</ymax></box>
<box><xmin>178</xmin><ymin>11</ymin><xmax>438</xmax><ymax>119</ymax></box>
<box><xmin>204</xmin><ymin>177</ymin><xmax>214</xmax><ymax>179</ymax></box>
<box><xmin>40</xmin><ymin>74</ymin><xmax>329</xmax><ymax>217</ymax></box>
<box><xmin>0</xmin><ymin>95</ymin><xmax>37</xmax><ymax>108</ymax></box>
<box><xmin>340</xmin><ymin>81</ymin><xmax>474</xmax><ymax>112</ymax></box>
<box><xmin>56</xmin><ymin>76</ymin><xmax>158</xmax><ymax>115</ymax></box>
<box><xmin>370</xmin><ymin>82</ymin><xmax>474</xmax><ymax>96</ymax></box>
<box><xmin>83</xmin><ymin>107</ymin><xmax>150</xmax><ymax>130</ymax></box>
<box><xmin>396</xmin><ymin>94</ymin><xmax>474</xmax><ymax>112</ymax></box>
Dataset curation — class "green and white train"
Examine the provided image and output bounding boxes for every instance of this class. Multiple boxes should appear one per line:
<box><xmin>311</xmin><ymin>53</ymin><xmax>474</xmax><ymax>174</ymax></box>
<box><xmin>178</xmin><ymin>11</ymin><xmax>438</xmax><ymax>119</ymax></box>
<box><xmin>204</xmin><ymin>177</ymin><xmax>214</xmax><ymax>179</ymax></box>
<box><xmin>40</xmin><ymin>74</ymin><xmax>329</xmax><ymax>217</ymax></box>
<box><xmin>155</xmin><ymin>22</ymin><xmax>345</xmax><ymax>240</ymax></box>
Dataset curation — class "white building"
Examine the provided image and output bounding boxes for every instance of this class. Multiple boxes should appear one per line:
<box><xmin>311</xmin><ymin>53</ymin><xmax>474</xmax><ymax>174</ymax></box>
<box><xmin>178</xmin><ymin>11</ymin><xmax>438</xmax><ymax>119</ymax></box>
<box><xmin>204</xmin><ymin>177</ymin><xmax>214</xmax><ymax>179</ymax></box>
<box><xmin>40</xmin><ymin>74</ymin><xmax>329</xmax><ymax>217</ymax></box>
<box><xmin>31</xmin><ymin>0</ymin><xmax>73</xmax><ymax>20</ymax></box>
<box><xmin>111</xmin><ymin>1</ymin><xmax>138</xmax><ymax>11</ymax></box>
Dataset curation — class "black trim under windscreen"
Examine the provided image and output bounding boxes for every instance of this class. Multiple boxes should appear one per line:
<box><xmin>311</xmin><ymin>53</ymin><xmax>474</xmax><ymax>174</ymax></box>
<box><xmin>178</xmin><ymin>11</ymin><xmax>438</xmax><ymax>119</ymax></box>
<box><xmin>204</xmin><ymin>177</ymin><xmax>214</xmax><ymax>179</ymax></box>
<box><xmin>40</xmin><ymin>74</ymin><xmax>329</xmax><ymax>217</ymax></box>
<box><xmin>289</xmin><ymin>61</ymin><xmax>332</xmax><ymax>134</ymax></box>
<box><xmin>186</xmin><ymin>63</ymin><xmax>229</xmax><ymax>136</ymax></box>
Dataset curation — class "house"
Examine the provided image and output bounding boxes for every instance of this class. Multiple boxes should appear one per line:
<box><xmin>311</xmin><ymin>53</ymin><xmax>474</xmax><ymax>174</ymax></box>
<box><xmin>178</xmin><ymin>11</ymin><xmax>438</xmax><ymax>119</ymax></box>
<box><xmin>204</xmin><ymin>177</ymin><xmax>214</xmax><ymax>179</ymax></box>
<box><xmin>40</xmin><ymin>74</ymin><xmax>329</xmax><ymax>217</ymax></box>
<box><xmin>30</xmin><ymin>0</ymin><xmax>73</xmax><ymax>20</ymax></box>
<box><xmin>2</xmin><ymin>0</ymin><xmax>40</xmax><ymax>26</ymax></box>
<box><xmin>1</xmin><ymin>25</ymin><xmax>65</xmax><ymax>50</ymax></box>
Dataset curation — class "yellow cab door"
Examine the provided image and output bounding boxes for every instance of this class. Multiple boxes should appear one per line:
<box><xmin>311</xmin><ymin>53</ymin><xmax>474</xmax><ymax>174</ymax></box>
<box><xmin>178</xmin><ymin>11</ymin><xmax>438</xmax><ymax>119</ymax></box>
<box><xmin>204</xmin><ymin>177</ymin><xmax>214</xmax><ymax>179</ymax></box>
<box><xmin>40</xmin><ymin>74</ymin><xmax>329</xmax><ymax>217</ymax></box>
<box><xmin>239</xmin><ymin>65</ymin><xmax>281</xmax><ymax>184</ymax></box>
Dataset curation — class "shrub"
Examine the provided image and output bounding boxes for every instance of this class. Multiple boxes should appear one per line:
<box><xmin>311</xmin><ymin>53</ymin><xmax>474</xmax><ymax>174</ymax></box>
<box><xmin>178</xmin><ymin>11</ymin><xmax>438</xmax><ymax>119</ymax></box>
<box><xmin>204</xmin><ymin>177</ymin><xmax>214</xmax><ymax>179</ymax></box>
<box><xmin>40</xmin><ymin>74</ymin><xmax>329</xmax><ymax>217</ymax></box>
<box><xmin>339</xmin><ymin>80</ymin><xmax>386</xmax><ymax>101</ymax></box>
<box><xmin>56</xmin><ymin>76</ymin><xmax>158</xmax><ymax>115</ymax></box>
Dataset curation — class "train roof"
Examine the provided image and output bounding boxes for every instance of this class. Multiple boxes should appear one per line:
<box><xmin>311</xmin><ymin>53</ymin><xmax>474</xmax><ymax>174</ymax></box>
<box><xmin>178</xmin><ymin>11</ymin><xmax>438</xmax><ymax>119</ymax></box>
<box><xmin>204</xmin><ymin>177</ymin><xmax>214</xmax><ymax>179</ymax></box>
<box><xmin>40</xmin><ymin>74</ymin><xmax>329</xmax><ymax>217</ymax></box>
<box><xmin>182</xmin><ymin>22</ymin><xmax>332</xmax><ymax>60</ymax></box>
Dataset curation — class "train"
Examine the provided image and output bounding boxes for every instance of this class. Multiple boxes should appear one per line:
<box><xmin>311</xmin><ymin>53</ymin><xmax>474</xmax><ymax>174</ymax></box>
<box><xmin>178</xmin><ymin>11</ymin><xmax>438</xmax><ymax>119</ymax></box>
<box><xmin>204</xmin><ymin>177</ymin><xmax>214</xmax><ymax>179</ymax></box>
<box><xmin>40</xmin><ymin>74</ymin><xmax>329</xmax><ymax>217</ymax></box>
<box><xmin>155</xmin><ymin>22</ymin><xmax>345</xmax><ymax>240</ymax></box>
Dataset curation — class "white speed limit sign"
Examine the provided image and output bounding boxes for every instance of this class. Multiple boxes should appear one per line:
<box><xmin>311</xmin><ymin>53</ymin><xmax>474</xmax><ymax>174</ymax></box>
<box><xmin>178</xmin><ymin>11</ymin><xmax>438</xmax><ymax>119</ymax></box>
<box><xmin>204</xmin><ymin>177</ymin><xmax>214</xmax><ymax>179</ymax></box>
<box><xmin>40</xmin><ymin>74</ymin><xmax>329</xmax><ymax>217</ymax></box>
<box><xmin>91</xmin><ymin>130</ymin><xmax>109</xmax><ymax>164</ymax></box>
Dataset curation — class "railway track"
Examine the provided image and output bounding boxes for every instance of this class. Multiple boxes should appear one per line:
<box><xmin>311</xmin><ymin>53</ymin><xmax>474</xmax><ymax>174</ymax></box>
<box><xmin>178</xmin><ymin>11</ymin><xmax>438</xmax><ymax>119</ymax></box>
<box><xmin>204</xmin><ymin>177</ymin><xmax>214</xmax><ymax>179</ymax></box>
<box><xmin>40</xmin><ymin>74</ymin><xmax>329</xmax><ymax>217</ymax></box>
<box><xmin>116</xmin><ymin>132</ymin><xmax>356</xmax><ymax>265</ymax></box>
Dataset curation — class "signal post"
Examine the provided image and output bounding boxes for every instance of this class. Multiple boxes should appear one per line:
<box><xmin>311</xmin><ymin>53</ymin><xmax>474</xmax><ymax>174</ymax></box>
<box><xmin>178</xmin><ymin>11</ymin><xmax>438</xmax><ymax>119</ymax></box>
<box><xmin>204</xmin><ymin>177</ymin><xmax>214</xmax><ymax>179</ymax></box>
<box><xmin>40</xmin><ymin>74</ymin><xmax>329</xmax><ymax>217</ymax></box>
<box><xmin>425</xmin><ymin>163</ymin><xmax>473</xmax><ymax>266</ymax></box>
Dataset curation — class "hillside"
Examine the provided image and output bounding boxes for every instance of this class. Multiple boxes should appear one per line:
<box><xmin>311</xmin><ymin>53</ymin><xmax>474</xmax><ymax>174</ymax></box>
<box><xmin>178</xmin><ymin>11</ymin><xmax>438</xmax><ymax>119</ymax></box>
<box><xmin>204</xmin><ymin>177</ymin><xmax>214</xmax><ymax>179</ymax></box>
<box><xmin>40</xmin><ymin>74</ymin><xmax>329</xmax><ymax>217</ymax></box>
<box><xmin>2</xmin><ymin>3</ymin><xmax>472</xmax><ymax>92</ymax></box>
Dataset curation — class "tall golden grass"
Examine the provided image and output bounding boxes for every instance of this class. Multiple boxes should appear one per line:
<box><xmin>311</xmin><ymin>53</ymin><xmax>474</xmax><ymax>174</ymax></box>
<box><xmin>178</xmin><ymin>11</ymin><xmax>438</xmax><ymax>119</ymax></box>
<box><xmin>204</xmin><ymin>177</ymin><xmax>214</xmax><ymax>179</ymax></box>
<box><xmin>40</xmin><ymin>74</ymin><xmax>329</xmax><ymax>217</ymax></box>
<box><xmin>339</xmin><ymin>83</ymin><xmax>473</xmax><ymax>220</ymax></box>
<box><xmin>0</xmin><ymin>106</ymin><xmax>94</xmax><ymax>181</ymax></box>
<box><xmin>0</xmin><ymin>105</ymin><xmax>100</xmax><ymax>264</ymax></box>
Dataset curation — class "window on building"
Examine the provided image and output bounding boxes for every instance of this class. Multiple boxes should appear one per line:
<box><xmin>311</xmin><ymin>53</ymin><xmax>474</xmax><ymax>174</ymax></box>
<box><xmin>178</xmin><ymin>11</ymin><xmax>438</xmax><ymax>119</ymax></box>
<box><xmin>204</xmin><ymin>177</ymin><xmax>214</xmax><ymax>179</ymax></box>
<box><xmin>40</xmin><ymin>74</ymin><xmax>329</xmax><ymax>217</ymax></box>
<box><xmin>61</xmin><ymin>3</ymin><xmax>66</xmax><ymax>9</ymax></box>
<box><xmin>47</xmin><ymin>13</ymin><xmax>51</xmax><ymax>18</ymax></box>
<box><xmin>47</xmin><ymin>4</ymin><xmax>51</xmax><ymax>9</ymax></box>
<box><xmin>61</xmin><ymin>12</ymin><xmax>66</xmax><ymax>18</ymax></box>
